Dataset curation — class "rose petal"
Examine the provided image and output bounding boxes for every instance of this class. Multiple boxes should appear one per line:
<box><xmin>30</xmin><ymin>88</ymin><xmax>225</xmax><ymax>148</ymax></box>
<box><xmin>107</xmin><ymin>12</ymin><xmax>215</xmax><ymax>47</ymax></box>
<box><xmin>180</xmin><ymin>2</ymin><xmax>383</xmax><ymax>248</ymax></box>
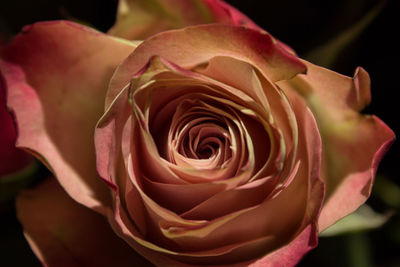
<box><xmin>245</xmin><ymin>88</ymin><xmax>325</xmax><ymax>267</ymax></box>
<box><xmin>202</xmin><ymin>0</ymin><xmax>296</xmax><ymax>55</ymax></box>
<box><xmin>110</xmin><ymin>193</ymin><xmax>198</xmax><ymax>267</ymax></box>
<box><xmin>277</xmin><ymin>61</ymin><xmax>395</xmax><ymax>231</ymax></box>
<box><xmin>0</xmin><ymin>62</ymin><xmax>31</xmax><ymax>176</ymax></box>
<box><xmin>250</xmin><ymin>225</ymin><xmax>316</xmax><ymax>267</ymax></box>
<box><xmin>180</xmin><ymin>166</ymin><xmax>297</xmax><ymax>221</ymax></box>
<box><xmin>317</xmin><ymin>117</ymin><xmax>394</xmax><ymax>231</ymax></box>
<box><xmin>203</xmin><ymin>0</ymin><xmax>264</xmax><ymax>31</ymax></box>
<box><xmin>109</xmin><ymin>0</ymin><xmax>260</xmax><ymax>40</ymax></box>
<box><xmin>2</xmin><ymin>21</ymin><xmax>137</xmax><ymax>214</ymax></box>
<box><xmin>109</xmin><ymin>0</ymin><xmax>215</xmax><ymax>39</ymax></box>
<box><xmin>107</xmin><ymin>24</ymin><xmax>306</xmax><ymax>108</ymax></box>
<box><xmin>16</xmin><ymin>177</ymin><xmax>152</xmax><ymax>267</ymax></box>
<box><xmin>109</xmin><ymin>0</ymin><xmax>296</xmax><ymax>55</ymax></box>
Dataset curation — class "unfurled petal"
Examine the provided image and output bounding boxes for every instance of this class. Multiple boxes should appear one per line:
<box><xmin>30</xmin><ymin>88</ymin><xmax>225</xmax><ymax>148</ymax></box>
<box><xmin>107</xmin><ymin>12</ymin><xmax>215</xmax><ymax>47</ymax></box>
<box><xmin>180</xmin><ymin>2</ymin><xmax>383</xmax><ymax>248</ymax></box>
<box><xmin>16</xmin><ymin>178</ymin><xmax>152</xmax><ymax>267</ymax></box>
<box><xmin>251</xmin><ymin>225</ymin><xmax>316</xmax><ymax>267</ymax></box>
<box><xmin>3</xmin><ymin>21</ymin><xmax>137</xmax><ymax>214</ymax></box>
<box><xmin>277</xmin><ymin>61</ymin><xmax>395</xmax><ymax>231</ymax></box>
<box><xmin>109</xmin><ymin>0</ymin><xmax>260</xmax><ymax>40</ymax></box>
<box><xmin>0</xmin><ymin>63</ymin><xmax>31</xmax><ymax>176</ymax></box>
<box><xmin>107</xmin><ymin>24</ymin><xmax>305</xmax><ymax>108</ymax></box>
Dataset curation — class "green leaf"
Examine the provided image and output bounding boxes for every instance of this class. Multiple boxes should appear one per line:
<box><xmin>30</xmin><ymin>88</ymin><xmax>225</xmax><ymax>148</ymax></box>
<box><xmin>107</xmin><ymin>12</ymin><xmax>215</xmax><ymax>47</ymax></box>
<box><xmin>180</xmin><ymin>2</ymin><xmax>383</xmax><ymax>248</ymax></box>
<box><xmin>320</xmin><ymin>204</ymin><xmax>392</xmax><ymax>237</ymax></box>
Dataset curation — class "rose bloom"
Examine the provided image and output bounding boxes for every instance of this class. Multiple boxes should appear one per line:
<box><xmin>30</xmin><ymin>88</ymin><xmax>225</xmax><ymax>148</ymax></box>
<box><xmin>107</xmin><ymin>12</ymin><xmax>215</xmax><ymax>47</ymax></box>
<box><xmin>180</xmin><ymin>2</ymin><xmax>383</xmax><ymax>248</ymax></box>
<box><xmin>0</xmin><ymin>0</ymin><xmax>394</xmax><ymax>266</ymax></box>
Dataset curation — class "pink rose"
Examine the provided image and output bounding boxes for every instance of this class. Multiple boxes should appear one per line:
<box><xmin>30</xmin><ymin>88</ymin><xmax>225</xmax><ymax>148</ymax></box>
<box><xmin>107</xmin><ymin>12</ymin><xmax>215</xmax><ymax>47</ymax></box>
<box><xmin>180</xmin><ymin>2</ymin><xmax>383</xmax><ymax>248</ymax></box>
<box><xmin>0</xmin><ymin>1</ymin><xmax>394</xmax><ymax>266</ymax></box>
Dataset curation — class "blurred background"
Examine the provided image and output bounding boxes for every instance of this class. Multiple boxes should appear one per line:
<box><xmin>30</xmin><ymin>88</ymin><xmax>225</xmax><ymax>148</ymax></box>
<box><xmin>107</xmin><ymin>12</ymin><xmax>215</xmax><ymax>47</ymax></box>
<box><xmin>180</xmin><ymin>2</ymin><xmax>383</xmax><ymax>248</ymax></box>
<box><xmin>0</xmin><ymin>0</ymin><xmax>398</xmax><ymax>266</ymax></box>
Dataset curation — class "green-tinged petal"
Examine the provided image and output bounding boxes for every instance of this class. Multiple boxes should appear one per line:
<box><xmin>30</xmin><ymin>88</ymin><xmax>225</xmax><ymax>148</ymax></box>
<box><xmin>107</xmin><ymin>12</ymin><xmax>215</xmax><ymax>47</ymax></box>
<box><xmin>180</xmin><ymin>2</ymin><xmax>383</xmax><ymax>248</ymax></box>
<box><xmin>110</xmin><ymin>0</ymin><xmax>212</xmax><ymax>39</ymax></box>
<box><xmin>109</xmin><ymin>0</ymin><xmax>264</xmax><ymax>40</ymax></box>
<box><xmin>277</xmin><ymin>60</ymin><xmax>395</xmax><ymax>231</ymax></box>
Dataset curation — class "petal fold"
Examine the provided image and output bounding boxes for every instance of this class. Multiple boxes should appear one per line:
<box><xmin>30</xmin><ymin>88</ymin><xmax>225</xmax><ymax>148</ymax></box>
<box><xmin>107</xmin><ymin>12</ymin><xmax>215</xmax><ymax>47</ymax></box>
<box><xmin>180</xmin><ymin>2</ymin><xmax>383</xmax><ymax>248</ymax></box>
<box><xmin>109</xmin><ymin>0</ymin><xmax>260</xmax><ymax>40</ymax></box>
<box><xmin>0</xmin><ymin>61</ymin><xmax>32</xmax><ymax>176</ymax></box>
<box><xmin>277</xmin><ymin>61</ymin><xmax>395</xmax><ymax>231</ymax></box>
<box><xmin>108</xmin><ymin>24</ymin><xmax>306</xmax><ymax>109</ymax></box>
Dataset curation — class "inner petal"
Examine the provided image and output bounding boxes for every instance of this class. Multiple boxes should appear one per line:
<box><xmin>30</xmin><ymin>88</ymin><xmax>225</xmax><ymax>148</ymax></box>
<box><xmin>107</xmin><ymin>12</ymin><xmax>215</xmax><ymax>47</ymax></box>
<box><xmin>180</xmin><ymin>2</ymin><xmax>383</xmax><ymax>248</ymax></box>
<box><xmin>169</xmin><ymin>101</ymin><xmax>233</xmax><ymax>170</ymax></box>
<box><xmin>136</xmin><ymin>80</ymin><xmax>275</xmax><ymax>184</ymax></box>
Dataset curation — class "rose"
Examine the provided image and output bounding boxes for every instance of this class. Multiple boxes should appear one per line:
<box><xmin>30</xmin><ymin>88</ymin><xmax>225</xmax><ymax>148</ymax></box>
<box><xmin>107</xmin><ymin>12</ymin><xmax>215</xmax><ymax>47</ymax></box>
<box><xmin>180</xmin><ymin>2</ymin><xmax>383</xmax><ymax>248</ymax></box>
<box><xmin>1</xmin><ymin>3</ymin><xmax>394</xmax><ymax>267</ymax></box>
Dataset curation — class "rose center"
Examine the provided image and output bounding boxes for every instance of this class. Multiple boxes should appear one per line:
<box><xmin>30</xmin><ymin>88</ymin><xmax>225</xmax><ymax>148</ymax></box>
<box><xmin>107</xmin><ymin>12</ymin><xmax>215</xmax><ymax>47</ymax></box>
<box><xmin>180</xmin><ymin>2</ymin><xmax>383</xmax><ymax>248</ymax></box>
<box><xmin>158</xmin><ymin>98</ymin><xmax>235</xmax><ymax>169</ymax></box>
<box><xmin>181</xmin><ymin>123</ymin><xmax>230</xmax><ymax>160</ymax></box>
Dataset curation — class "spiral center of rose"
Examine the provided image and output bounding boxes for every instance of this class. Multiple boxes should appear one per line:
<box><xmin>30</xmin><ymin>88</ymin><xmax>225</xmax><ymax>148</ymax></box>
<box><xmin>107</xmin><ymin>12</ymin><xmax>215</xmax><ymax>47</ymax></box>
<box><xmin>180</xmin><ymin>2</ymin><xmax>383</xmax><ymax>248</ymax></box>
<box><xmin>167</xmin><ymin>99</ymin><xmax>234</xmax><ymax>169</ymax></box>
<box><xmin>145</xmin><ymin>84</ymin><xmax>274</xmax><ymax>182</ymax></box>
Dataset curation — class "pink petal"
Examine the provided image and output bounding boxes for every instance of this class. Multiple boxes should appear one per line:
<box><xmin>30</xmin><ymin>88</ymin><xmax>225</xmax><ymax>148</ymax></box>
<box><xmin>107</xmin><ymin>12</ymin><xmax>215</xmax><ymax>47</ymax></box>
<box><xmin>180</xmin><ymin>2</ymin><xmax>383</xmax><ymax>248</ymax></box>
<box><xmin>249</xmin><ymin>225</ymin><xmax>317</xmax><ymax>267</ymax></box>
<box><xmin>318</xmin><ymin>116</ymin><xmax>394</xmax><ymax>231</ymax></box>
<box><xmin>246</xmin><ymin>87</ymin><xmax>325</xmax><ymax>267</ymax></box>
<box><xmin>16</xmin><ymin>178</ymin><xmax>152</xmax><ymax>267</ymax></box>
<box><xmin>3</xmin><ymin>21</ymin><xmax>137</xmax><ymax>214</ymax></box>
<box><xmin>0</xmin><ymin>61</ymin><xmax>32</xmax><ymax>176</ymax></box>
<box><xmin>277</xmin><ymin>61</ymin><xmax>395</xmax><ymax>231</ymax></box>
<box><xmin>108</xmin><ymin>24</ymin><xmax>305</xmax><ymax>109</ymax></box>
<box><xmin>203</xmin><ymin>0</ymin><xmax>296</xmax><ymax>55</ymax></box>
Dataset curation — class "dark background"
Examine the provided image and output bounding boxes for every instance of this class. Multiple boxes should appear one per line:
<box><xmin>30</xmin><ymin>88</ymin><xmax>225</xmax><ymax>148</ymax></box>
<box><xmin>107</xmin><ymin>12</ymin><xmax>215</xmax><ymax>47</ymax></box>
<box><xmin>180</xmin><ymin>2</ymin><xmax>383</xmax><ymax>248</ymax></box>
<box><xmin>0</xmin><ymin>0</ymin><xmax>398</xmax><ymax>266</ymax></box>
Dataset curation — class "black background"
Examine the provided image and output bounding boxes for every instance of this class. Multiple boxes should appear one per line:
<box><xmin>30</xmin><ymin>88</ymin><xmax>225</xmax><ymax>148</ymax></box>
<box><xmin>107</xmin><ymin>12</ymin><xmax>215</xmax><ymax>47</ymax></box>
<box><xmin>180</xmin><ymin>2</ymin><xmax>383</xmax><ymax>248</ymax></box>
<box><xmin>0</xmin><ymin>0</ymin><xmax>398</xmax><ymax>266</ymax></box>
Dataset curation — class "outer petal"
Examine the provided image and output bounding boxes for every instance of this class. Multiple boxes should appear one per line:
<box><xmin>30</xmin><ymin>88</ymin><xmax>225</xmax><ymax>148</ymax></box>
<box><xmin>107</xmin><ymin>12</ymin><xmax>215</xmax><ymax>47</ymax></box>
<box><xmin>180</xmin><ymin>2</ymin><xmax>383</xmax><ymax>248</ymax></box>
<box><xmin>277</xmin><ymin>61</ymin><xmax>395</xmax><ymax>231</ymax></box>
<box><xmin>249</xmin><ymin>225</ymin><xmax>315</xmax><ymax>267</ymax></box>
<box><xmin>202</xmin><ymin>0</ymin><xmax>296</xmax><ymax>54</ymax></box>
<box><xmin>108</xmin><ymin>24</ymin><xmax>305</xmax><ymax>108</ymax></box>
<box><xmin>109</xmin><ymin>0</ymin><xmax>262</xmax><ymax>40</ymax></box>
<box><xmin>2</xmin><ymin>21</ymin><xmax>137</xmax><ymax>214</ymax></box>
<box><xmin>246</xmin><ymin>91</ymin><xmax>325</xmax><ymax>267</ymax></box>
<box><xmin>0</xmin><ymin>64</ymin><xmax>31</xmax><ymax>177</ymax></box>
<box><xmin>16</xmin><ymin>177</ymin><xmax>152</xmax><ymax>267</ymax></box>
